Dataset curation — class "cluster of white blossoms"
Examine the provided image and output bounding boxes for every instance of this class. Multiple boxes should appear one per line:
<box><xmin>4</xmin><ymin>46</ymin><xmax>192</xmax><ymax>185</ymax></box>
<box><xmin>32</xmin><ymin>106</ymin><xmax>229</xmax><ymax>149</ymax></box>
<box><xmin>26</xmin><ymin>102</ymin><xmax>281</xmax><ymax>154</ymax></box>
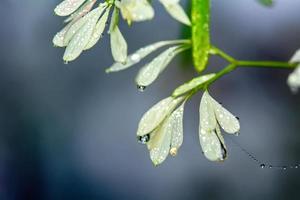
<box><xmin>136</xmin><ymin>89</ymin><xmax>240</xmax><ymax>165</ymax></box>
<box><xmin>53</xmin><ymin>0</ymin><xmax>190</xmax><ymax>63</ymax></box>
<box><xmin>288</xmin><ymin>50</ymin><xmax>300</xmax><ymax>93</ymax></box>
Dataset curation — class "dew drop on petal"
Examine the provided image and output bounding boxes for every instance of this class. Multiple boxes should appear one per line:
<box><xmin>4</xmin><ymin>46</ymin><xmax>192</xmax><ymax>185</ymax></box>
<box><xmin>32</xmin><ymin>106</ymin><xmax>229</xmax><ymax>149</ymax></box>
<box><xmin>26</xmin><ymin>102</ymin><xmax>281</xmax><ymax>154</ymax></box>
<box><xmin>137</xmin><ymin>85</ymin><xmax>146</xmax><ymax>92</ymax></box>
<box><xmin>137</xmin><ymin>134</ymin><xmax>150</xmax><ymax>144</ymax></box>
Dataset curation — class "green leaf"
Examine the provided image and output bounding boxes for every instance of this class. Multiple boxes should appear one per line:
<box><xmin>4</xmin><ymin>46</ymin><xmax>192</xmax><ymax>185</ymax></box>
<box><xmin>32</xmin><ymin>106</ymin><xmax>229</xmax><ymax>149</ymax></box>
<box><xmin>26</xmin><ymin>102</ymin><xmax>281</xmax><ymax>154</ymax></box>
<box><xmin>191</xmin><ymin>0</ymin><xmax>210</xmax><ymax>73</ymax></box>
<box><xmin>257</xmin><ymin>0</ymin><xmax>274</xmax><ymax>7</ymax></box>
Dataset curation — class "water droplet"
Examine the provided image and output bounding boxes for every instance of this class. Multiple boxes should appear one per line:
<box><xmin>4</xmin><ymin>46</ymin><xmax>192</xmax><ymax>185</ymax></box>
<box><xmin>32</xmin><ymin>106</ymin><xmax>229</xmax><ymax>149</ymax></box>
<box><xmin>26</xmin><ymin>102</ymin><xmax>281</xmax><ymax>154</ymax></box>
<box><xmin>169</xmin><ymin>148</ymin><xmax>178</xmax><ymax>156</ymax></box>
<box><xmin>64</xmin><ymin>60</ymin><xmax>69</xmax><ymax>64</ymax></box>
<box><xmin>282</xmin><ymin>166</ymin><xmax>287</xmax><ymax>170</ymax></box>
<box><xmin>137</xmin><ymin>134</ymin><xmax>150</xmax><ymax>144</ymax></box>
<box><xmin>137</xmin><ymin>85</ymin><xmax>146</xmax><ymax>92</ymax></box>
<box><xmin>260</xmin><ymin>163</ymin><xmax>266</xmax><ymax>169</ymax></box>
<box><xmin>269</xmin><ymin>165</ymin><xmax>273</xmax><ymax>169</ymax></box>
<box><xmin>295</xmin><ymin>164</ymin><xmax>299</xmax><ymax>169</ymax></box>
<box><xmin>235</xmin><ymin>116</ymin><xmax>240</xmax><ymax>120</ymax></box>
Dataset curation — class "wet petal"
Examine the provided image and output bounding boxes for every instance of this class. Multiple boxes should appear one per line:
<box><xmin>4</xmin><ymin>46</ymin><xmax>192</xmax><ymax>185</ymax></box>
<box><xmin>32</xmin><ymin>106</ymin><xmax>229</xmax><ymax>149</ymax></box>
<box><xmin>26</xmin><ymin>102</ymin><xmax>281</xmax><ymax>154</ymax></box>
<box><xmin>106</xmin><ymin>40</ymin><xmax>189</xmax><ymax>73</ymax></box>
<box><xmin>84</xmin><ymin>7</ymin><xmax>110</xmax><ymax>50</ymax></box>
<box><xmin>172</xmin><ymin>74</ymin><xmax>215</xmax><ymax>97</ymax></box>
<box><xmin>147</xmin><ymin>120</ymin><xmax>172</xmax><ymax>166</ymax></box>
<box><xmin>135</xmin><ymin>45</ymin><xmax>183</xmax><ymax>88</ymax></box>
<box><xmin>54</xmin><ymin>0</ymin><xmax>86</xmax><ymax>16</ymax></box>
<box><xmin>290</xmin><ymin>49</ymin><xmax>300</xmax><ymax>63</ymax></box>
<box><xmin>199</xmin><ymin>127</ymin><xmax>226</xmax><ymax>162</ymax></box>
<box><xmin>287</xmin><ymin>66</ymin><xmax>300</xmax><ymax>93</ymax></box>
<box><xmin>63</xmin><ymin>7</ymin><xmax>103</xmax><ymax>62</ymax></box>
<box><xmin>137</xmin><ymin>96</ymin><xmax>185</xmax><ymax>136</ymax></box>
<box><xmin>169</xmin><ymin>102</ymin><xmax>185</xmax><ymax>156</ymax></box>
<box><xmin>159</xmin><ymin>0</ymin><xmax>191</xmax><ymax>26</ymax></box>
<box><xmin>199</xmin><ymin>91</ymin><xmax>217</xmax><ymax>131</ymax></box>
<box><xmin>110</xmin><ymin>26</ymin><xmax>128</xmax><ymax>63</ymax></box>
<box><xmin>208</xmin><ymin>93</ymin><xmax>240</xmax><ymax>134</ymax></box>
<box><xmin>53</xmin><ymin>23</ymin><xmax>72</xmax><ymax>47</ymax></box>
<box><xmin>64</xmin><ymin>0</ymin><xmax>97</xmax><ymax>23</ymax></box>
<box><xmin>109</xmin><ymin>7</ymin><xmax>128</xmax><ymax>63</ymax></box>
<box><xmin>64</xmin><ymin>4</ymin><xmax>107</xmax><ymax>46</ymax></box>
<box><xmin>117</xmin><ymin>0</ymin><xmax>154</xmax><ymax>23</ymax></box>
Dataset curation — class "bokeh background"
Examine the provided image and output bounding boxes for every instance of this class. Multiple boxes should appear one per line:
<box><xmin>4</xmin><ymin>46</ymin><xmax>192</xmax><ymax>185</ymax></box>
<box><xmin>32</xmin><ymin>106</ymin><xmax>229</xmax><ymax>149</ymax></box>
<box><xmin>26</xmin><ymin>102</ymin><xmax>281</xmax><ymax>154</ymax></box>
<box><xmin>1</xmin><ymin>0</ymin><xmax>300</xmax><ymax>199</ymax></box>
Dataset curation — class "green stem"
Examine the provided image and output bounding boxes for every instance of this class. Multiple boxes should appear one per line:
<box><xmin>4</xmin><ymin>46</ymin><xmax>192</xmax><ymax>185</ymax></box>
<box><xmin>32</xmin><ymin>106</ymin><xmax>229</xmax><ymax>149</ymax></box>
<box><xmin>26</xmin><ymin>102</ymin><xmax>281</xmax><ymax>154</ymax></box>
<box><xmin>204</xmin><ymin>64</ymin><xmax>237</xmax><ymax>88</ymax></box>
<box><xmin>186</xmin><ymin>47</ymin><xmax>297</xmax><ymax>97</ymax></box>
<box><xmin>237</xmin><ymin>60</ymin><xmax>296</xmax><ymax>69</ymax></box>
<box><xmin>211</xmin><ymin>46</ymin><xmax>297</xmax><ymax>69</ymax></box>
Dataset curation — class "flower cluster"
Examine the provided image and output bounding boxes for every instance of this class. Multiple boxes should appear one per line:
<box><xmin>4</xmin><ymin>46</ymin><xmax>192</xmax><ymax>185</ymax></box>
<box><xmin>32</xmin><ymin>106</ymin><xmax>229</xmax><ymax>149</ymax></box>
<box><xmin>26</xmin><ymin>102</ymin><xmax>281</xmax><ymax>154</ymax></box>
<box><xmin>52</xmin><ymin>0</ymin><xmax>300</xmax><ymax>166</ymax></box>
<box><xmin>53</xmin><ymin>0</ymin><xmax>190</xmax><ymax>63</ymax></box>
<box><xmin>136</xmin><ymin>89</ymin><xmax>240</xmax><ymax>166</ymax></box>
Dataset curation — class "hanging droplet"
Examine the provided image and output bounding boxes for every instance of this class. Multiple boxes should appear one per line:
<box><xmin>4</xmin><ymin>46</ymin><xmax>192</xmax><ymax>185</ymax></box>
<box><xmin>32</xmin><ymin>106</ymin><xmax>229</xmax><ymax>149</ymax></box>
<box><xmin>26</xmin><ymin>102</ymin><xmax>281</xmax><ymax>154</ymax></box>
<box><xmin>235</xmin><ymin>116</ymin><xmax>240</xmax><ymax>120</ymax></box>
<box><xmin>137</xmin><ymin>134</ymin><xmax>150</xmax><ymax>144</ymax></box>
<box><xmin>295</xmin><ymin>164</ymin><xmax>299</xmax><ymax>169</ymax></box>
<box><xmin>269</xmin><ymin>165</ymin><xmax>273</xmax><ymax>169</ymax></box>
<box><xmin>137</xmin><ymin>85</ymin><xmax>146</xmax><ymax>92</ymax></box>
<box><xmin>260</xmin><ymin>163</ymin><xmax>266</xmax><ymax>169</ymax></box>
<box><xmin>64</xmin><ymin>60</ymin><xmax>69</xmax><ymax>64</ymax></box>
<box><xmin>282</xmin><ymin>166</ymin><xmax>287</xmax><ymax>170</ymax></box>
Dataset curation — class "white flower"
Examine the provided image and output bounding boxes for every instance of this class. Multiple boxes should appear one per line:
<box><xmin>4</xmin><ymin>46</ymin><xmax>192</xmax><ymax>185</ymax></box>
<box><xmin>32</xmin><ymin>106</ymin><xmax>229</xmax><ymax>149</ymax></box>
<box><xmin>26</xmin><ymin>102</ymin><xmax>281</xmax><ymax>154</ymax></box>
<box><xmin>63</xmin><ymin>5</ymin><xmax>108</xmax><ymax>62</ymax></box>
<box><xmin>53</xmin><ymin>0</ymin><xmax>98</xmax><ymax>47</ymax></box>
<box><xmin>53</xmin><ymin>3</ymin><xmax>110</xmax><ymax>62</ymax></box>
<box><xmin>199</xmin><ymin>91</ymin><xmax>240</xmax><ymax>162</ymax></box>
<box><xmin>106</xmin><ymin>39</ymin><xmax>190</xmax><ymax>90</ymax></box>
<box><xmin>159</xmin><ymin>0</ymin><xmax>191</xmax><ymax>26</ymax></box>
<box><xmin>115</xmin><ymin>0</ymin><xmax>154</xmax><ymax>24</ymax></box>
<box><xmin>106</xmin><ymin>39</ymin><xmax>190</xmax><ymax>73</ymax></box>
<box><xmin>135</xmin><ymin>45</ymin><xmax>187</xmax><ymax>88</ymax></box>
<box><xmin>137</xmin><ymin>96</ymin><xmax>185</xmax><ymax>166</ymax></box>
<box><xmin>288</xmin><ymin>49</ymin><xmax>300</xmax><ymax>92</ymax></box>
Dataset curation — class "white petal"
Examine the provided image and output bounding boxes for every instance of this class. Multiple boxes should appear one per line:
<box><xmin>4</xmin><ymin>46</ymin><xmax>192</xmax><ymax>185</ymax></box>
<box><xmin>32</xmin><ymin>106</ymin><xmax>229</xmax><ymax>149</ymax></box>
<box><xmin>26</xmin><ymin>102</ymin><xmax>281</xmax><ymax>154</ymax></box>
<box><xmin>147</xmin><ymin>120</ymin><xmax>172</xmax><ymax>166</ymax></box>
<box><xmin>137</xmin><ymin>96</ymin><xmax>184</xmax><ymax>136</ymax></box>
<box><xmin>106</xmin><ymin>40</ymin><xmax>189</xmax><ymax>73</ymax></box>
<box><xmin>208</xmin><ymin>93</ymin><xmax>240</xmax><ymax>134</ymax></box>
<box><xmin>199</xmin><ymin>91</ymin><xmax>217</xmax><ymax>131</ymax></box>
<box><xmin>63</xmin><ymin>7</ymin><xmax>103</xmax><ymax>62</ymax></box>
<box><xmin>290</xmin><ymin>49</ymin><xmax>300</xmax><ymax>63</ymax></box>
<box><xmin>53</xmin><ymin>23</ymin><xmax>72</xmax><ymax>47</ymax></box>
<box><xmin>159</xmin><ymin>0</ymin><xmax>191</xmax><ymax>26</ymax></box>
<box><xmin>117</xmin><ymin>0</ymin><xmax>154</xmax><ymax>23</ymax></box>
<box><xmin>199</xmin><ymin>127</ymin><xmax>226</xmax><ymax>162</ymax></box>
<box><xmin>169</xmin><ymin>102</ymin><xmax>185</xmax><ymax>156</ymax></box>
<box><xmin>110</xmin><ymin>26</ymin><xmax>128</xmax><ymax>63</ymax></box>
<box><xmin>287</xmin><ymin>66</ymin><xmax>300</xmax><ymax>93</ymax></box>
<box><xmin>54</xmin><ymin>0</ymin><xmax>86</xmax><ymax>16</ymax></box>
<box><xmin>64</xmin><ymin>0</ymin><xmax>97</xmax><ymax>23</ymax></box>
<box><xmin>109</xmin><ymin>7</ymin><xmax>127</xmax><ymax>62</ymax></box>
<box><xmin>84</xmin><ymin>7</ymin><xmax>110</xmax><ymax>50</ymax></box>
<box><xmin>172</xmin><ymin>74</ymin><xmax>216</xmax><ymax>97</ymax></box>
<box><xmin>135</xmin><ymin>45</ymin><xmax>182</xmax><ymax>87</ymax></box>
<box><xmin>64</xmin><ymin>4</ymin><xmax>107</xmax><ymax>46</ymax></box>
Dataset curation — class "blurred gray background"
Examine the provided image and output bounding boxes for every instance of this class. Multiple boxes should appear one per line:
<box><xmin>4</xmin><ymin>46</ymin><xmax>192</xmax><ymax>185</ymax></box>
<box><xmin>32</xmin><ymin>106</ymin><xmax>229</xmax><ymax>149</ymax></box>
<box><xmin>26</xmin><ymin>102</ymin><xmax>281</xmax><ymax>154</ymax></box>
<box><xmin>0</xmin><ymin>0</ymin><xmax>300</xmax><ymax>199</ymax></box>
